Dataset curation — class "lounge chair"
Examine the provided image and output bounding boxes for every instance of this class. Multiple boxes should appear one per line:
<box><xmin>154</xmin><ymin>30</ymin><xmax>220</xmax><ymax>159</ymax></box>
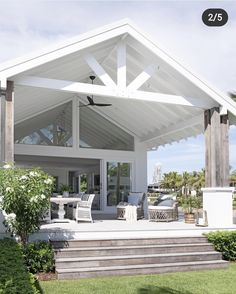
<box><xmin>148</xmin><ymin>199</ymin><xmax>178</xmax><ymax>222</ymax></box>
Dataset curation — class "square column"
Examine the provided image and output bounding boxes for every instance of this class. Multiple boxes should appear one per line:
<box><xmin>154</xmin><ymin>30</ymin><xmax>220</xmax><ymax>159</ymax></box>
<box><xmin>202</xmin><ymin>187</ymin><xmax>234</xmax><ymax>227</ymax></box>
<box><xmin>0</xmin><ymin>81</ymin><xmax>14</xmax><ymax>164</ymax></box>
<box><xmin>203</xmin><ymin>108</ymin><xmax>233</xmax><ymax>227</ymax></box>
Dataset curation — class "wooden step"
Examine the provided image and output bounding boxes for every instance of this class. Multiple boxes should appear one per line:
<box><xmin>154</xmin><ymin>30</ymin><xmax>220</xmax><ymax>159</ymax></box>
<box><xmin>52</xmin><ymin>236</ymin><xmax>208</xmax><ymax>249</ymax></box>
<box><xmin>55</xmin><ymin>243</ymin><xmax>214</xmax><ymax>258</ymax></box>
<box><xmin>56</xmin><ymin>251</ymin><xmax>222</xmax><ymax>269</ymax></box>
<box><xmin>57</xmin><ymin>260</ymin><xmax>228</xmax><ymax>279</ymax></box>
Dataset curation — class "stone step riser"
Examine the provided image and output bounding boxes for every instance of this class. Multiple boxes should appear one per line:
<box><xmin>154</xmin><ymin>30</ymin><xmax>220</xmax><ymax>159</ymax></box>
<box><xmin>52</xmin><ymin>237</ymin><xmax>208</xmax><ymax>249</ymax></box>
<box><xmin>56</xmin><ymin>253</ymin><xmax>222</xmax><ymax>269</ymax></box>
<box><xmin>57</xmin><ymin>262</ymin><xmax>228</xmax><ymax>280</ymax></box>
<box><xmin>55</xmin><ymin>244</ymin><xmax>214</xmax><ymax>258</ymax></box>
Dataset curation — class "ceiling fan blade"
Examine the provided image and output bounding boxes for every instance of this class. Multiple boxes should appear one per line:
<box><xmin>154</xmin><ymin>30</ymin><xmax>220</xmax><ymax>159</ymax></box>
<box><xmin>87</xmin><ymin>96</ymin><xmax>94</xmax><ymax>105</ymax></box>
<box><xmin>79</xmin><ymin>104</ymin><xmax>89</xmax><ymax>108</ymax></box>
<box><xmin>94</xmin><ymin>103</ymin><xmax>112</xmax><ymax>107</ymax></box>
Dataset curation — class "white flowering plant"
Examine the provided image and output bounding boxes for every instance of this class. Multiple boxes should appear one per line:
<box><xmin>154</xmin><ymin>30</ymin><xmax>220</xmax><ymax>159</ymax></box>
<box><xmin>0</xmin><ymin>164</ymin><xmax>54</xmax><ymax>244</ymax></box>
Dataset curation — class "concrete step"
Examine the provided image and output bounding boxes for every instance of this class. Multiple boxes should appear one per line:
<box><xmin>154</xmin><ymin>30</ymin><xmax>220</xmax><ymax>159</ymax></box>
<box><xmin>55</xmin><ymin>243</ymin><xmax>214</xmax><ymax>258</ymax></box>
<box><xmin>57</xmin><ymin>260</ymin><xmax>228</xmax><ymax>279</ymax></box>
<box><xmin>55</xmin><ymin>251</ymin><xmax>222</xmax><ymax>269</ymax></box>
<box><xmin>52</xmin><ymin>236</ymin><xmax>208</xmax><ymax>249</ymax></box>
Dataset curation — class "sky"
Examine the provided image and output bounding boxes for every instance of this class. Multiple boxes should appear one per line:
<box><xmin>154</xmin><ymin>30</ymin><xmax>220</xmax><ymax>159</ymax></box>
<box><xmin>0</xmin><ymin>0</ymin><xmax>236</xmax><ymax>183</ymax></box>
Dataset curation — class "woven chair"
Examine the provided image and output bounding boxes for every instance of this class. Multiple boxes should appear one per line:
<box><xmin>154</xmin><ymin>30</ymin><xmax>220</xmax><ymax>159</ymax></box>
<box><xmin>73</xmin><ymin>194</ymin><xmax>95</xmax><ymax>223</ymax></box>
<box><xmin>117</xmin><ymin>192</ymin><xmax>146</xmax><ymax>220</ymax></box>
<box><xmin>148</xmin><ymin>199</ymin><xmax>178</xmax><ymax>222</ymax></box>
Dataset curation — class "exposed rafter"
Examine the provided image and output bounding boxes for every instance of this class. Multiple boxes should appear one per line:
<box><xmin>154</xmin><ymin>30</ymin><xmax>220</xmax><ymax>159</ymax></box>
<box><xmin>117</xmin><ymin>40</ymin><xmax>126</xmax><ymax>90</ymax></box>
<box><xmin>127</xmin><ymin>64</ymin><xmax>158</xmax><ymax>91</ymax></box>
<box><xmin>84</xmin><ymin>53</ymin><xmax>117</xmax><ymax>88</ymax></box>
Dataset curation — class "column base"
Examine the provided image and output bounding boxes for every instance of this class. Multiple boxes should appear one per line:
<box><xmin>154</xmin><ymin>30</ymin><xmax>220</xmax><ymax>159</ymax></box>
<box><xmin>202</xmin><ymin>187</ymin><xmax>234</xmax><ymax>227</ymax></box>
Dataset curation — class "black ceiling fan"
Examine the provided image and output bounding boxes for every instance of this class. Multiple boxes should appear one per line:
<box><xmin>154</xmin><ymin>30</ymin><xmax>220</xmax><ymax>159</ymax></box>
<box><xmin>80</xmin><ymin>75</ymin><xmax>112</xmax><ymax>107</ymax></box>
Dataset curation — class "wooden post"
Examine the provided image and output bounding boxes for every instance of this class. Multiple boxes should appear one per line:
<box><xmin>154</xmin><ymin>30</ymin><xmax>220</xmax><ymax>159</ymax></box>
<box><xmin>204</xmin><ymin>107</ymin><xmax>229</xmax><ymax>187</ymax></box>
<box><xmin>0</xmin><ymin>81</ymin><xmax>14</xmax><ymax>164</ymax></box>
<box><xmin>220</xmin><ymin>115</ymin><xmax>229</xmax><ymax>186</ymax></box>
<box><xmin>204</xmin><ymin>109</ymin><xmax>211</xmax><ymax>187</ymax></box>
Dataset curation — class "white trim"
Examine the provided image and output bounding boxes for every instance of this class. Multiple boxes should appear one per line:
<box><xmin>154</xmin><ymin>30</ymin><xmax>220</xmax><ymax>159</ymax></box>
<box><xmin>72</xmin><ymin>97</ymin><xmax>78</xmax><ymax>150</ymax></box>
<box><xmin>14</xmin><ymin>144</ymin><xmax>136</xmax><ymax>160</ymax></box>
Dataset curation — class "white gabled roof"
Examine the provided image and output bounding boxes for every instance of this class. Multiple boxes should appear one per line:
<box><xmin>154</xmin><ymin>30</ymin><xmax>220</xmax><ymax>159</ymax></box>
<box><xmin>1</xmin><ymin>19</ymin><xmax>236</xmax><ymax>149</ymax></box>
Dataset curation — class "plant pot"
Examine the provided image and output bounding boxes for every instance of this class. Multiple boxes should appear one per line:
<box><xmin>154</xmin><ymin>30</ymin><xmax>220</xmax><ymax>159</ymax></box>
<box><xmin>63</xmin><ymin>191</ymin><xmax>69</xmax><ymax>197</ymax></box>
<box><xmin>184</xmin><ymin>213</ymin><xmax>195</xmax><ymax>224</ymax></box>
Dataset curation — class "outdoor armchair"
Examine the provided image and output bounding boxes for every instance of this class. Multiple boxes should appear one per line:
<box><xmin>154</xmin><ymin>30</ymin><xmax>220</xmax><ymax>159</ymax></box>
<box><xmin>117</xmin><ymin>192</ymin><xmax>146</xmax><ymax>220</ymax></box>
<box><xmin>73</xmin><ymin>194</ymin><xmax>95</xmax><ymax>223</ymax></box>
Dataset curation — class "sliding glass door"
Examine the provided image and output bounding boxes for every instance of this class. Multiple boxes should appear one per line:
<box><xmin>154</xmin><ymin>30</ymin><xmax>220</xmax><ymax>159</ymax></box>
<box><xmin>106</xmin><ymin>162</ymin><xmax>131</xmax><ymax>206</ymax></box>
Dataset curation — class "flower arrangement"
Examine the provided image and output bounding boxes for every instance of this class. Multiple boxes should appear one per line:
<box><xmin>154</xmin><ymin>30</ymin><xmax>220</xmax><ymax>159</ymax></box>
<box><xmin>0</xmin><ymin>164</ymin><xmax>54</xmax><ymax>244</ymax></box>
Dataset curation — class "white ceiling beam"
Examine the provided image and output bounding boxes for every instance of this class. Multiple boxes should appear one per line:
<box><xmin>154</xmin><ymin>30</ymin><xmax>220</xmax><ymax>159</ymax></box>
<box><xmin>15</xmin><ymin>75</ymin><xmax>213</xmax><ymax>109</ymax></box>
<box><xmin>127</xmin><ymin>64</ymin><xmax>158</xmax><ymax>91</ymax></box>
<box><xmin>117</xmin><ymin>40</ymin><xmax>126</xmax><ymax>90</ymax></box>
<box><xmin>128</xmin><ymin>90</ymin><xmax>213</xmax><ymax>109</ymax></box>
<box><xmin>141</xmin><ymin>114</ymin><xmax>203</xmax><ymax>142</ymax></box>
<box><xmin>83</xmin><ymin>53</ymin><xmax>117</xmax><ymax>89</ymax></box>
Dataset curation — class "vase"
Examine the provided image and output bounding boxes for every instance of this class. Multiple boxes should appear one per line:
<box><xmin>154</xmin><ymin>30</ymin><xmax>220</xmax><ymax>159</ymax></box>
<box><xmin>184</xmin><ymin>213</ymin><xmax>195</xmax><ymax>224</ymax></box>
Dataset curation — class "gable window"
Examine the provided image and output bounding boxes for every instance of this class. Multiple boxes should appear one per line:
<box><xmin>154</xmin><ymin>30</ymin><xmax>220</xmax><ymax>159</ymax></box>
<box><xmin>15</xmin><ymin>102</ymin><xmax>72</xmax><ymax>147</ymax></box>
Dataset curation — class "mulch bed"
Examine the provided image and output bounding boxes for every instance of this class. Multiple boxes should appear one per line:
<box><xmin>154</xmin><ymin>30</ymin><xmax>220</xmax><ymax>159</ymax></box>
<box><xmin>35</xmin><ymin>272</ymin><xmax>57</xmax><ymax>281</ymax></box>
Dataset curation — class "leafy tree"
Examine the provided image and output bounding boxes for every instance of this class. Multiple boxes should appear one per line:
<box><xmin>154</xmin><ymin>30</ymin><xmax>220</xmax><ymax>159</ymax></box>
<box><xmin>0</xmin><ymin>164</ymin><xmax>54</xmax><ymax>245</ymax></box>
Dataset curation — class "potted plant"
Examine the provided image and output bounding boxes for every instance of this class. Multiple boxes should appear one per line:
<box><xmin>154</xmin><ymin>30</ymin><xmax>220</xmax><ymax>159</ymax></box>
<box><xmin>59</xmin><ymin>184</ymin><xmax>72</xmax><ymax>197</ymax></box>
<box><xmin>179</xmin><ymin>195</ymin><xmax>201</xmax><ymax>224</ymax></box>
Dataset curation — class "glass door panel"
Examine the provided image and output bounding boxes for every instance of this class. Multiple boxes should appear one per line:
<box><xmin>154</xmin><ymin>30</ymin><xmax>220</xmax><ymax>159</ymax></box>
<box><xmin>106</xmin><ymin>162</ymin><xmax>131</xmax><ymax>206</ymax></box>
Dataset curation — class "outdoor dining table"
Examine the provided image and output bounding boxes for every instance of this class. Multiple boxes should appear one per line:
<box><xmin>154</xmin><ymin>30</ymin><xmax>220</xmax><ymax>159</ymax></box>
<box><xmin>50</xmin><ymin>196</ymin><xmax>81</xmax><ymax>223</ymax></box>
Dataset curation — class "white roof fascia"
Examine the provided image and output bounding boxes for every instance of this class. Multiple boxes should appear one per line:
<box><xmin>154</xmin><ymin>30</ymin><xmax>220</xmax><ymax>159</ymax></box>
<box><xmin>0</xmin><ymin>19</ymin><xmax>131</xmax><ymax>79</ymax></box>
<box><xmin>124</xmin><ymin>23</ymin><xmax>236</xmax><ymax>117</ymax></box>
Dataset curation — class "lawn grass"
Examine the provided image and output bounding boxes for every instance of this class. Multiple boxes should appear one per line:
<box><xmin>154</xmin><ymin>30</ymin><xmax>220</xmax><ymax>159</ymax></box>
<box><xmin>40</xmin><ymin>263</ymin><xmax>236</xmax><ymax>294</ymax></box>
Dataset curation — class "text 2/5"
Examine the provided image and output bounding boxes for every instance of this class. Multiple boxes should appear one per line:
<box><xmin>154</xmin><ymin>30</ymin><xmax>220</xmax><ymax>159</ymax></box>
<box><xmin>202</xmin><ymin>8</ymin><xmax>228</xmax><ymax>26</ymax></box>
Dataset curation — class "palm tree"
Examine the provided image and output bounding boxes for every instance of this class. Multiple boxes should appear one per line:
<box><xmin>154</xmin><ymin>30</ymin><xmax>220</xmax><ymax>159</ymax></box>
<box><xmin>192</xmin><ymin>169</ymin><xmax>205</xmax><ymax>193</ymax></box>
<box><xmin>181</xmin><ymin>171</ymin><xmax>191</xmax><ymax>195</ymax></box>
<box><xmin>161</xmin><ymin>172</ymin><xmax>182</xmax><ymax>192</ymax></box>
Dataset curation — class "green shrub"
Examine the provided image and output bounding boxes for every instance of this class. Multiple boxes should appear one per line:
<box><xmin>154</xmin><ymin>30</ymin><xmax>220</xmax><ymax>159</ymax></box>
<box><xmin>22</xmin><ymin>241</ymin><xmax>55</xmax><ymax>273</ymax></box>
<box><xmin>0</xmin><ymin>239</ymin><xmax>40</xmax><ymax>294</ymax></box>
<box><xmin>206</xmin><ymin>231</ymin><xmax>236</xmax><ymax>261</ymax></box>
<box><xmin>0</xmin><ymin>165</ymin><xmax>54</xmax><ymax>244</ymax></box>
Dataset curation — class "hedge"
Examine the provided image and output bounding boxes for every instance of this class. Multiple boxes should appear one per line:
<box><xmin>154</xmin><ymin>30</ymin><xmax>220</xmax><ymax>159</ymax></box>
<box><xmin>205</xmin><ymin>231</ymin><xmax>236</xmax><ymax>261</ymax></box>
<box><xmin>0</xmin><ymin>239</ymin><xmax>40</xmax><ymax>294</ymax></box>
<box><xmin>22</xmin><ymin>241</ymin><xmax>55</xmax><ymax>274</ymax></box>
